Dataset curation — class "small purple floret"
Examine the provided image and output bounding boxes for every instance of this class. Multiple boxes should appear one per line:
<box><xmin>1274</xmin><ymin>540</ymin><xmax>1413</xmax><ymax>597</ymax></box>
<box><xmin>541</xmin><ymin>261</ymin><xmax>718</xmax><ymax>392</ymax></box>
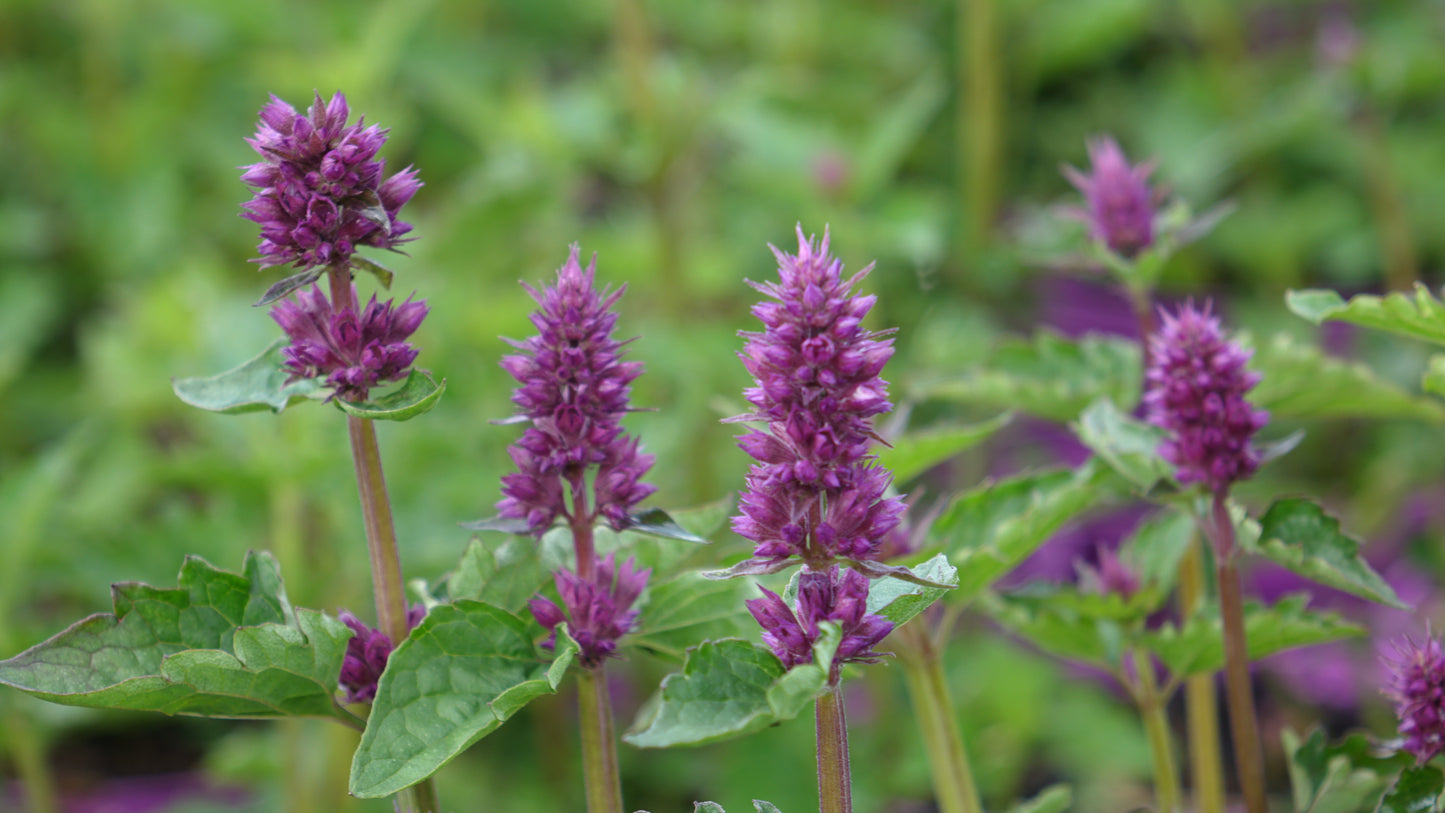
<box><xmin>1143</xmin><ymin>301</ymin><xmax>1268</xmax><ymax>494</ymax></box>
<box><xmin>1382</xmin><ymin>634</ymin><xmax>1445</xmax><ymax>764</ymax></box>
<box><xmin>242</xmin><ymin>92</ymin><xmax>421</xmax><ymax>271</ymax></box>
<box><xmin>1063</xmin><ymin>136</ymin><xmax>1156</xmax><ymax>258</ymax></box>
<box><xmin>270</xmin><ymin>285</ymin><xmax>428</xmax><ymax>402</ymax></box>
<box><xmin>1076</xmin><ymin>548</ymin><xmax>1140</xmax><ymax>599</ymax></box>
<box><xmin>337</xmin><ymin>606</ymin><xmax>426</xmax><ymax>704</ymax></box>
<box><xmin>529</xmin><ymin>554</ymin><xmax>651</xmax><ymax>668</ymax></box>
<box><xmin>498</xmin><ymin>245</ymin><xmax>656</xmax><ymax>535</ymax></box>
<box><xmin>746</xmin><ymin>566</ymin><xmax>893</xmax><ymax>683</ymax></box>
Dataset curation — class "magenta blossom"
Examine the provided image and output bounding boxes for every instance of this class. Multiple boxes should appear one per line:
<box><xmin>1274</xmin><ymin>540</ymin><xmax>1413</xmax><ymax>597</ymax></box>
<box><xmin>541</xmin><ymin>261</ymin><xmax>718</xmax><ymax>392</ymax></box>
<box><xmin>271</xmin><ymin>285</ymin><xmax>427</xmax><ymax>402</ymax></box>
<box><xmin>529</xmin><ymin>554</ymin><xmax>651</xmax><ymax>668</ymax></box>
<box><xmin>746</xmin><ymin>566</ymin><xmax>893</xmax><ymax>684</ymax></box>
<box><xmin>1383</xmin><ymin>633</ymin><xmax>1445</xmax><ymax>765</ymax></box>
<box><xmin>1063</xmin><ymin>136</ymin><xmax>1156</xmax><ymax>258</ymax></box>
<box><xmin>337</xmin><ymin>605</ymin><xmax>426</xmax><ymax>704</ymax></box>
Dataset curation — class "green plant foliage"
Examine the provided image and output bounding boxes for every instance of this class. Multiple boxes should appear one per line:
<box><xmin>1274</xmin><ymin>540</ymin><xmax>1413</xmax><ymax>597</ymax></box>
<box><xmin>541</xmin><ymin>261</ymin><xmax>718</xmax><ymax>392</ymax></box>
<box><xmin>348</xmin><ymin>601</ymin><xmax>577</xmax><ymax>798</ymax></box>
<box><xmin>863</xmin><ymin>553</ymin><xmax>958</xmax><ymax>626</ymax></box>
<box><xmin>876</xmin><ymin>412</ymin><xmax>1013</xmax><ymax>484</ymax></box>
<box><xmin>1004</xmin><ymin>784</ymin><xmax>1073</xmax><ymax>813</ymax></box>
<box><xmin>629</xmin><ymin>571</ymin><xmax>756</xmax><ymax>661</ymax></box>
<box><xmin>1287</xmin><ymin>285</ymin><xmax>1445</xmax><ymax>347</ymax></box>
<box><xmin>334</xmin><ymin>369</ymin><xmax>447</xmax><ymax>421</ymax></box>
<box><xmin>445</xmin><ymin>535</ymin><xmax>555</xmax><ymax>614</ymax></box>
<box><xmin>626</xmin><ymin>508</ymin><xmax>712</xmax><ymax>544</ymax></box>
<box><xmin>171</xmin><ymin>338</ymin><xmax>322</xmax><ymax>414</ymax></box>
<box><xmin>692</xmin><ymin>802</ymin><xmax>783</xmax><ymax>813</ymax></box>
<box><xmin>1073</xmin><ymin>399</ymin><xmax>1174</xmax><ymax>494</ymax></box>
<box><xmin>1124</xmin><ymin>509</ymin><xmax>1197</xmax><ymax>592</ymax></box>
<box><xmin>1283</xmin><ymin>728</ymin><xmax>1415</xmax><ymax>813</ymax></box>
<box><xmin>1250</xmin><ymin>332</ymin><xmax>1445</xmax><ymax>422</ymax></box>
<box><xmin>1424</xmin><ymin>355</ymin><xmax>1445</xmax><ymax>399</ymax></box>
<box><xmin>0</xmin><ymin>552</ymin><xmax>354</xmax><ymax>721</ymax></box>
<box><xmin>1379</xmin><ymin>766</ymin><xmax>1445</xmax><ymax>813</ymax></box>
<box><xmin>1142</xmin><ymin>595</ymin><xmax>1363</xmax><ymax>679</ymax></box>
<box><xmin>1248</xmin><ymin>498</ymin><xmax>1407</xmax><ymax>609</ymax></box>
<box><xmin>980</xmin><ymin>591</ymin><xmax>1122</xmax><ymax>670</ymax></box>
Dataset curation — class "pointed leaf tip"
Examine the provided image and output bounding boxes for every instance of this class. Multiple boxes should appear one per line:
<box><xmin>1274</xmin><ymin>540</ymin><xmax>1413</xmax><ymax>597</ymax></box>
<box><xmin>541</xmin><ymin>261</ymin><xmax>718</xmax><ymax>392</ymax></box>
<box><xmin>173</xmin><ymin>338</ymin><xmax>321</xmax><ymax>415</ymax></box>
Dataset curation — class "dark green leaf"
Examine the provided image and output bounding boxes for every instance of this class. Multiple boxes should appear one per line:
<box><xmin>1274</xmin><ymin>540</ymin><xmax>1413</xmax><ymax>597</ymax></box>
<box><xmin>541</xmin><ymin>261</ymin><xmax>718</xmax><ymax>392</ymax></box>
<box><xmin>1142</xmin><ymin>595</ymin><xmax>1363</xmax><ymax>678</ymax></box>
<box><xmin>876</xmin><ymin>412</ymin><xmax>1013</xmax><ymax>484</ymax></box>
<box><xmin>172</xmin><ymin>338</ymin><xmax>321</xmax><ymax>415</ymax></box>
<box><xmin>349</xmin><ymin>601</ymin><xmax>576</xmax><ymax>798</ymax></box>
<box><xmin>627</xmin><ymin>508</ymin><xmax>710</xmax><ymax>544</ymax></box>
<box><xmin>335</xmin><ymin>369</ymin><xmax>446</xmax><ymax>421</ymax></box>
<box><xmin>1073</xmin><ymin>399</ymin><xmax>1173</xmax><ymax>493</ymax></box>
<box><xmin>1283</xmin><ymin>728</ymin><xmax>1406</xmax><ymax>813</ymax></box>
<box><xmin>1287</xmin><ymin>285</ymin><xmax>1445</xmax><ymax>347</ymax></box>
<box><xmin>1250</xmin><ymin>333</ymin><xmax>1445</xmax><ymax>422</ymax></box>
<box><xmin>446</xmin><ymin>537</ymin><xmax>551</xmax><ymax>613</ymax></box>
<box><xmin>629</xmin><ymin>571</ymin><xmax>755</xmax><ymax>661</ymax></box>
<box><xmin>1380</xmin><ymin>765</ymin><xmax>1445</xmax><ymax>813</ymax></box>
<box><xmin>254</xmin><ymin>268</ymin><xmax>325</xmax><ymax>307</ymax></box>
<box><xmin>864</xmin><ymin>554</ymin><xmax>958</xmax><ymax>627</ymax></box>
<box><xmin>979</xmin><ymin>591</ymin><xmax>1121</xmax><ymax>669</ymax></box>
<box><xmin>1249</xmin><ymin>498</ymin><xmax>1407</xmax><ymax>609</ymax></box>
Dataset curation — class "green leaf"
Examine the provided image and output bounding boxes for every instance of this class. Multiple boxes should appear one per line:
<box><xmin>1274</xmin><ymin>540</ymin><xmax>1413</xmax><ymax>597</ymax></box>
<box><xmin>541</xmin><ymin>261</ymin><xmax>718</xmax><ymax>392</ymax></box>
<box><xmin>172</xmin><ymin>338</ymin><xmax>321</xmax><ymax>414</ymax></box>
<box><xmin>0</xmin><ymin>552</ymin><xmax>353</xmax><ymax>721</ymax></box>
<box><xmin>627</xmin><ymin>508</ymin><xmax>710</xmax><ymax>544</ymax></box>
<box><xmin>1283</xmin><ymin>728</ymin><xmax>1407</xmax><ymax>813</ymax></box>
<box><xmin>876</xmin><ymin>412</ymin><xmax>1013</xmax><ymax>484</ymax></box>
<box><xmin>629</xmin><ymin>571</ymin><xmax>755</xmax><ymax>661</ymax></box>
<box><xmin>1250</xmin><ymin>332</ymin><xmax>1445</xmax><ymax>422</ymax></box>
<box><xmin>1073</xmin><ymin>399</ymin><xmax>1173</xmax><ymax>494</ymax></box>
<box><xmin>979</xmin><ymin>591</ymin><xmax>1120</xmax><ymax>669</ymax></box>
<box><xmin>351</xmin><ymin>255</ymin><xmax>395</xmax><ymax>290</ymax></box>
<box><xmin>1380</xmin><ymin>765</ymin><xmax>1445</xmax><ymax>813</ymax></box>
<box><xmin>335</xmin><ymin>369</ymin><xmax>446</xmax><ymax>421</ymax></box>
<box><xmin>911</xmin><ymin>331</ymin><xmax>1140</xmax><ymax>422</ymax></box>
<box><xmin>349</xmin><ymin>601</ymin><xmax>576</xmax><ymax>798</ymax></box>
<box><xmin>1142</xmin><ymin>595</ymin><xmax>1364</xmax><ymax>678</ymax></box>
<box><xmin>446</xmin><ymin>536</ymin><xmax>551</xmax><ymax>614</ymax></box>
<box><xmin>864</xmin><ymin>554</ymin><xmax>958</xmax><ymax>627</ymax></box>
<box><xmin>1423</xmin><ymin>355</ymin><xmax>1445</xmax><ymax>400</ymax></box>
<box><xmin>751</xmin><ymin>802</ymin><xmax>783</xmax><ymax>813</ymax></box>
<box><xmin>1004</xmin><ymin>784</ymin><xmax>1073</xmax><ymax>813</ymax></box>
<box><xmin>1122</xmin><ymin>509</ymin><xmax>1197</xmax><ymax>592</ymax></box>
<box><xmin>693</xmin><ymin>804</ymin><xmax>783</xmax><ymax>813</ymax></box>
<box><xmin>1248</xmin><ymin>498</ymin><xmax>1407</xmax><ymax>609</ymax></box>
<box><xmin>255</xmin><ymin>268</ymin><xmax>325</xmax><ymax>307</ymax></box>
<box><xmin>1287</xmin><ymin>285</ymin><xmax>1445</xmax><ymax>347</ymax></box>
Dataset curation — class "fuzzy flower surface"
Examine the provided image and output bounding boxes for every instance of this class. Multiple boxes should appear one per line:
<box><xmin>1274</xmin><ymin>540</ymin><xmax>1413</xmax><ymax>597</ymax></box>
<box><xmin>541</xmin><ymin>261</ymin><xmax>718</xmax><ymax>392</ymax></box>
<box><xmin>1143</xmin><ymin>302</ymin><xmax>1268</xmax><ymax>494</ymax></box>
<box><xmin>498</xmin><ymin>246</ymin><xmax>656</xmax><ymax>534</ymax></box>
<box><xmin>1383</xmin><ymin>634</ymin><xmax>1445</xmax><ymax>765</ymax></box>
<box><xmin>746</xmin><ymin>566</ymin><xmax>893</xmax><ymax>682</ymax></box>
<box><xmin>242</xmin><ymin>92</ymin><xmax>421</xmax><ymax>270</ymax></box>
<box><xmin>1063</xmin><ymin>136</ymin><xmax>1156</xmax><ymax>258</ymax></box>
<box><xmin>529</xmin><ymin>554</ymin><xmax>651</xmax><ymax>668</ymax></box>
<box><xmin>731</xmin><ymin>226</ymin><xmax>903</xmax><ymax>566</ymax></box>
<box><xmin>271</xmin><ymin>285</ymin><xmax>428</xmax><ymax>402</ymax></box>
<box><xmin>337</xmin><ymin>606</ymin><xmax>425</xmax><ymax>704</ymax></box>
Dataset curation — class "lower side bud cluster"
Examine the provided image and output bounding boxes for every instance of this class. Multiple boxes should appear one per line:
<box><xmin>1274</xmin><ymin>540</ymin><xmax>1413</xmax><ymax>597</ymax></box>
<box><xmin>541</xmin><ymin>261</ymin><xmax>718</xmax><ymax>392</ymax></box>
<box><xmin>530</xmin><ymin>553</ymin><xmax>651</xmax><ymax>668</ymax></box>
<box><xmin>747</xmin><ymin>565</ymin><xmax>893</xmax><ymax>684</ymax></box>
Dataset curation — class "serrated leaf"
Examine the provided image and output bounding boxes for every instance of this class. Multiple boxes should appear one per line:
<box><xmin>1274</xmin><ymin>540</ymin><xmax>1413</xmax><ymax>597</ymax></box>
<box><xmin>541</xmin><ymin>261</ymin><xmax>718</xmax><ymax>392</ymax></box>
<box><xmin>1074</xmin><ymin>399</ymin><xmax>1173</xmax><ymax>493</ymax></box>
<box><xmin>254</xmin><ymin>268</ymin><xmax>326</xmax><ymax>307</ymax></box>
<box><xmin>1249</xmin><ymin>498</ymin><xmax>1407</xmax><ymax>609</ymax></box>
<box><xmin>629</xmin><ymin>571</ymin><xmax>755</xmax><ymax>661</ymax></box>
<box><xmin>172</xmin><ymin>338</ymin><xmax>321</xmax><ymax>414</ymax></box>
<box><xmin>864</xmin><ymin>554</ymin><xmax>958</xmax><ymax>627</ymax></box>
<box><xmin>876</xmin><ymin>413</ymin><xmax>1013</xmax><ymax>484</ymax></box>
<box><xmin>695</xmin><ymin>804</ymin><xmax>726</xmax><ymax>813</ymax></box>
<box><xmin>335</xmin><ymin>369</ymin><xmax>446</xmax><ymax>421</ymax></box>
<box><xmin>1122</xmin><ymin>509</ymin><xmax>1197</xmax><ymax>592</ymax></box>
<box><xmin>979</xmin><ymin>591</ymin><xmax>1121</xmax><ymax>669</ymax></box>
<box><xmin>1005</xmin><ymin>784</ymin><xmax>1073</xmax><ymax>813</ymax></box>
<box><xmin>912</xmin><ymin>331</ymin><xmax>1140</xmax><ymax>422</ymax></box>
<box><xmin>0</xmin><ymin>552</ymin><xmax>352</xmax><ymax>721</ymax></box>
<box><xmin>446</xmin><ymin>537</ymin><xmax>550</xmax><ymax>613</ymax></box>
<box><xmin>751</xmin><ymin>802</ymin><xmax>783</xmax><ymax>813</ymax></box>
<box><xmin>1251</xmin><ymin>333</ymin><xmax>1445</xmax><ymax>422</ymax></box>
<box><xmin>1142</xmin><ymin>594</ymin><xmax>1363</xmax><ymax>678</ymax></box>
<box><xmin>1380</xmin><ymin>765</ymin><xmax>1445</xmax><ymax>813</ymax></box>
<box><xmin>1285</xmin><ymin>728</ymin><xmax>1415</xmax><ymax>813</ymax></box>
<box><xmin>627</xmin><ymin>508</ymin><xmax>710</xmax><ymax>544</ymax></box>
<box><xmin>1287</xmin><ymin>285</ymin><xmax>1445</xmax><ymax>347</ymax></box>
<box><xmin>349</xmin><ymin>601</ymin><xmax>576</xmax><ymax>798</ymax></box>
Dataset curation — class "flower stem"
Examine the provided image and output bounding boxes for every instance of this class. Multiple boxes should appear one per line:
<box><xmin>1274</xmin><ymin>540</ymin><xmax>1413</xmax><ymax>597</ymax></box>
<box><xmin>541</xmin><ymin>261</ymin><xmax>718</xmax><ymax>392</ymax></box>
<box><xmin>1133</xmin><ymin>650</ymin><xmax>1181</xmax><ymax>813</ymax></box>
<box><xmin>3</xmin><ymin>696</ymin><xmax>58</xmax><ymax>813</ymax></box>
<box><xmin>896</xmin><ymin>621</ymin><xmax>984</xmax><ymax>813</ymax></box>
<box><xmin>957</xmin><ymin>0</ymin><xmax>1002</xmax><ymax>257</ymax></box>
<box><xmin>577</xmin><ymin>664</ymin><xmax>625</xmax><ymax>813</ymax></box>
<box><xmin>1207</xmin><ymin>494</ymin><xmax>1268</xmax><ymax>813</ymax></box>
<box><xmin>816</xmin><ymin>683</ymin><xmax>854</xmax><ymax>813</ymax></box>
<box><xmin>1177</xmin><ymin>534</ymin><xmax>1226</xmax><ymax>813</ymax></box>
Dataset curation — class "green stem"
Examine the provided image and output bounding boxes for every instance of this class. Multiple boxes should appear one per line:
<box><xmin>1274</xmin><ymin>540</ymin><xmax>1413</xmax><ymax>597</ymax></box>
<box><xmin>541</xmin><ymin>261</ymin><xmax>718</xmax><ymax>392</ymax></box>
<box><xmin>957</xmin><ymin>0</ymin><xmax>1001</xmax><ymax>257</ymax></box>
<box><xmin>896</xmin><ymin>621</ymin><xmax>984</xmax><ymax>813</ymax></box>
<box><xmin>578</xmin><ymin>665</ymin><xmax>625</xmax><ymax>813</ymax></box>
<box><xmin>1208</xmin><ymin>494</ymin><xmax>1267</xmax><ymax>813</ymax></box>
<box><xmin>1178</xmin><ymin>535</ymin><xmax>1226</xmax><ymax>813</ymax></box>
<box><xmin>816</xmin><ymin>683</ymin><xmax>854</xmax><ymax>813</ymax></box>
<box><xmin>3</xmin><ymin>697</ymin><xmax>58</xmax><ymax>813</ymax></box>
<box><xmin>1134</xmin><ymin>650</ymin><xmax>1181</xmax><ymax>813</ymax></box>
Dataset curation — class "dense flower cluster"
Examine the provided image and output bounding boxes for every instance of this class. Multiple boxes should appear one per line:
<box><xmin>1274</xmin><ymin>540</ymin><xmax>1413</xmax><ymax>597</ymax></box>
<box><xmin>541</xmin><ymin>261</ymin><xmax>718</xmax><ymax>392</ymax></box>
<box><xmin>1063</xmin><ymin>136</ymin><xmax>1156</xmax><ymax>258</ymax></box>
<box><xmin>1383</xmin><ymin>634</ymin><xmax>1445</xmax><ymax>764</ymax></box>
<box><xmin>337</xmin><ymin>606</ymin><xmax>426</xmax><ymax>704</ymax></box>
<box><xmin>530</xmin><ymin>554</ymin><xmax>650</xmax><ymax>668</ymax></box>
<box><xmin>731</xmin><ymin>227</ymin><xmax>903</xmax><ymax>565</ymax></box>
<box><xmin>242</xmin><ymin>92</ymin><xmax>420</xmax><ymax>270</ymax></box>
<box><xmin>1143</xmin><ymin>302</ymin><xmax>1268</xmax><ymax>494</ymax></box>
<box><xmin>746</xmin><ymin>567</ymin><xmax>893</xmax><ymax>680</ymax></box>
<box><xmin>271</xmin><ymin>285</ymin><xmax>428</xmax><ymax>402</ymax></box>
<box><xmin>498</xmin><ymin>246</ymin><xmax>656</xmax><ymax>534</ymax></box>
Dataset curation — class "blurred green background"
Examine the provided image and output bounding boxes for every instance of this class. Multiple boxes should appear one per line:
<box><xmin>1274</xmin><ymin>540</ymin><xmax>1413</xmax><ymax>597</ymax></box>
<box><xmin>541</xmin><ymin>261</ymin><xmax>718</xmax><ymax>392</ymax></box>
<box><xmin>2</xmin><ymin>0</ymin><xmax>1443</xmax><ymax>811</ymax></box>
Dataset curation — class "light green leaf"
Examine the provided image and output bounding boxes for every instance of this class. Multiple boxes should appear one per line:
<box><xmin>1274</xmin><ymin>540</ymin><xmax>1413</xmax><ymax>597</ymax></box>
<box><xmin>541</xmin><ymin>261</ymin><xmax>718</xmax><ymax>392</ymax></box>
<box><xmin>627</xmin><ymin>508</ymin><xmax>710</xmax><ymax>544</ymax></box>
<box><xmin>1424</xmin><ymin>355</ymin><xmax>1445</xmax><ymax>400</ymax></box>
<box><xmin>335</xmin><ymin>369</ymin><xmax>446</xmax><ymax>421</ymax></box>
<box><xmin>172</xmin><ymin>338</ymin><xmax>321</xmax><ymax>414</ymax></box>
<box><xmin>1073</xmin><ymin>399</ymin><xmax>1173</xmax><ymax>493</ymax></box>
<box><xmin>1250</xmin><ymin>332</ymin><xmax>1445</xmax><ymax>422</ymax></box>
<box><xmin>1248</xmin><ymin>498</ymin><xmax>1407</xmax><ymax>609</ymax></box>
<box><xmin>1287</xmin><ymin>285</ymin><xmax>1445</xmax><ymax>347</ymax></box>
<box><xmin>1005</xmin><ymin>784</ymin><xmax>1073</xmax><ymax>813</ymax></box>
<box><xmin>349</xmin><ymin>601</ymin><xmax>576</xmax><ymax>798</ymax></box>
<box><xmin>1123</xmin><ymin>509</ymin><xmax>1197</xmax><ymax>592</ymax></box>
<box><xmin>864</xmin><ymin>554</ymin><xmax>958</xmax><ymax>627</ymax></box>
<box><xmin>1284</xmin><ymin>728</ymin><xmax>1415</xmax><ymax>813</ymax></box>
<box><xmin>979</xmin><ymin>591</ymin><xmax>1120</xmax><ymax>669</ymax></box>
<box><xmin>1142</xmin><ymin>595</ymin><xmax>1364</xmax><ymax>678</ymax></box>
<box><xmin>876</xmin><ymin>413</ymin><xmax>1013</xmax><ymax>484</ymax></box>
<box><xmin>629</xmin><ymin>571</ymin><xmax>755</xmax><ymax>661</ymax></box>
<box><xmin>446</xmin><ymin>536</ymin><xmax>550</xmax><ymax>614</ymax></box>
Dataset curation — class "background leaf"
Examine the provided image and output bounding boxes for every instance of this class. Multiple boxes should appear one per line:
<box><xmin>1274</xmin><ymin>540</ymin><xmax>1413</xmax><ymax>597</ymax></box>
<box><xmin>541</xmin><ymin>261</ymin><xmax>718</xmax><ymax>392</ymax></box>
<box><xmin>445</xmin><ymin>536</ymin><xmax>552</xmax><ymax>614</ymax></box>
<box><xmin>1250</xmin><ymin>332</ymin><xmax>1445</xmax><ymax>422</ymax></box>
<box><xmin>629</xmin><ymin>571</ymin><xmax>756</xmax><ymax>661</ymax></box>
<box><xmin>172</xmin><ymin>338</ymin><xmax>321</xmax><ymax>415</ymax></box>
<box><xmin>335</xmin><ymin>369</ymin><xmax>447</xmax><ymax>421</ymax></box>
<box><xmin>1073</xmin><ymin>399</ymin><xmax>1173</xmax><ymax>494</ymax></box>
<box><xmin>877</xmin><ymin>412</ymin><xmax>1013</xmax><ymax>484</ymax></box>
<box><xmin>1379</xmin><ymin>765</ymin><xmax>1445</xmax><ymax>813</ymax></box>
<box><xmin>864</xmin><ymin>553</ymin><xmax>958</xmax><ymax>627</ymax></box>
<box><xmin>1249</xmin><ymin>498</ymin><xmax>1407</xmax><ymax>609</ymax></box>
<box><xmin>1287</xmin><ymin>285</ymin><xmax>1445</xmax><ymax>347</ymax></box>
<box><xmin>1284</xmin><ymin>728</ymin><xmax>1413</xmax><ymax>813</ymax></box>
<box><xmin>1142</xmin><ymin>595</ymin><xmax>1364</xmax><ymax>678</ymax></box>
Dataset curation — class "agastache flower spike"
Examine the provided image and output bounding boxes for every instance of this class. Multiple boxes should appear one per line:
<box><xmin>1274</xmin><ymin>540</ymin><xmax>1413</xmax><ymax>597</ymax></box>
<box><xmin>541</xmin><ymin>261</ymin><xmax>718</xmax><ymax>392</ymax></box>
<box><xmin>271</xmin><ymin>284</ymin><xmax>428</xmax><ymax>403</ymax></box>
<box><xmin>1063</xmin><ymin>136</ymin><xmax>1156</xmax><ymax>259</ymax></box>
<box><xmin>746</xmin><ymin>566</ymin><xmax>893</xmax><ymax>683</ymax></box>
<box><xmin>337</xmin><ymin>606</ymin><xmax>426</xmax><ymax>704</ymax></box>
<box><xmin>498</xmin><ymin>245</ymin><xmax>656</xmax><ymax>534</ymax></box>
<box><xmin>1143</xmin><ymin>301</ymin><xmax>1269</xmax><ymax>495</ymax></box>
<box><xmin>530</xmin><ymin>554</ymin><xmax>651</xmax><ymax>668</ymax></box>
<box><xmin>1383</xmin><ymin>633</ymin><xmax>1445</xmax><ymax>765</ymax></box>
<box><xmin>242</xmin><ymin>92</ymin><xmax>421</xmax><ymax>271</ymax></box>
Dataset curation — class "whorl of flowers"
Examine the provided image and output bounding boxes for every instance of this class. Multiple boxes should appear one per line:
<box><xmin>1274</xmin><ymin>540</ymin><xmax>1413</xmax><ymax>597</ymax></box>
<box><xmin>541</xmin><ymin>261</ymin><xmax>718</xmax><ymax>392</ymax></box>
<box><xmin>498</xmin><ymin>246</ymin><xmax>656</xmax><ymax>534</ymax></box>
<box><xmin>530</xmin><ymin>554</ymin><xmax>651</xmax><ymax>668</ymax></box>
<box><xmin>1063</xmin><ymin>136</ymin><xmax>1156</xmax><ymax>259</ymax></box>
<box><xmin>271</xmin><ymin>285</ymin><xmax>428</xmax><ymax>403</ymax></box>
<box><xmin>1143</xmin><ymin>302</ymin><xmax>1268</xmax><ymax>494</ymax></box>
<box><xmin>731</xmin><ymin>226</ymin><xmax>904</xmax><ymax>565</ymax></box>
<box><xmin>242</xmin><ymin>92</ymin><xmax>421</xmax><ymax>270</ymax></box>
<box><xmin>746</xmin><ymin>566</ymin><xmax>893</xmax><ymax>682</ymax></box>
<box><xmin>337</xmin><ymin>605</ymin><xmax>425</xmax><ymax>704</ymax></box>
<box><xmin>1382</xmin><ymin>634</ymin><xmax>1445</xmax><ymax>765</ymax></box>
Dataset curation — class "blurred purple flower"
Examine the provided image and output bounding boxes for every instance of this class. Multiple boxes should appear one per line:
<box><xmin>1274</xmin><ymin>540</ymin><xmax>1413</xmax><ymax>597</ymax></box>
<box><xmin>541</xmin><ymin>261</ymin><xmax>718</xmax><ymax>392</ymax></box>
<box><xmin>338</xmin><ymin>605</ymin><xmax>426</xmax><ymax>704</ymax></box>
<box><xmin>497</xmin><ymin>246</ymin><xmax>656</xmax><ymax>535</ymax></box>
<box><xmin>271</xmin><ymin>284</ymin><xmax>427</xmax><ymax>402</ymax></box>
<box><xmin>1383</xmin><ymin>633</ymin><xmax>1445</xmax><ymax>764</ymax></box>
<box><xmin>242</xmin><ymin>92</ymin><xmax>420</xmax><ymax>270</ymax></box>
<box><xmin>1076</xmin><ymin>548</ymin><xmax>1140</xmax><ymax>599</ymax></box>
<box><xmin>530</xmin><ymin>553</ymin><xmax>650</xmax><ymax>668</ymax></box>
<box><xmin>747</xmin><ymin>566</ymin><xmax>893</xmax><ymax>683</ymax></box>
<box><xmin>1063</xmin><ymin>136</ymin><xmax>1156</xmax><ymax>258</ymax></box>
<box><xmin>1144</xmin><ymin>301</ymin><xmax>1269</xmax><ymax>494</ymax></box>
<box><xmin>1035</xmin><ymin>274</ymin><xmax>1141</xmax><ymax>341</ymax></box>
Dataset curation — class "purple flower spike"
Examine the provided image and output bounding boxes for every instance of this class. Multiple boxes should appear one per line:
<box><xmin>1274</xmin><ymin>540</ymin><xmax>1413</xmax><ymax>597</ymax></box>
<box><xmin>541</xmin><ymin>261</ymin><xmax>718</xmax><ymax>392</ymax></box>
<box><xmin>337</xmin><ymin>606</ymin><xmax>426</xmax><ymax>704</ymax></box>
<box><xmin>242</xmin><ymin>92</ymin><xmax>421</xmax><ymax>271</ymax></box>
<box><xmin>270</xmin><ymin>285</ymin><xmax>428</xmax><ymax>402</ymax></box>
<box><xmin>1143</xmin><ymin>301</ymin><xmax>1269</xmax><ymax>495</ymax></box>
<box><xmin>1383</xmin><ymin>634</ymin><xmax>1445</xmax><ymax>764</ymax></box>
<box><xmin>731</xmin><ymin>226</ymin><xmax>903</xmax><ymax>566</ymax></box>
<box><xmin>498</xmin><ymin>245</ymin><xmax>656</xmax><ymax>535</ymax></box>
<box><xmin>1063</xmin><ymin>136</ymin><xmax>1156</xmax><ymax>258</ymax></box>
<box><xmin>746</xmin><ymin>566</ymin><xmax>893</xmax><ymax>683</ymax></box>
<box><xmin>529</xmin><ymin>554</ymin><xmax>651</xmax><ymax>668</ymax></box>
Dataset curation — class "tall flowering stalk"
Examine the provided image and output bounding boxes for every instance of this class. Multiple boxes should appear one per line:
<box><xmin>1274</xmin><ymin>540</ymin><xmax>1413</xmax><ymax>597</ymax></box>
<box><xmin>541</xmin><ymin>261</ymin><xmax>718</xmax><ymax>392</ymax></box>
<box><xmin>1383</xmin><ymin>634</ymin><xmax>1445</xmax><ymax>766</ymax></box>
<box><xmin>242</xmin><ymin>92</ymin><xmax>436</xmax><ymax>813</ymax></box>
<box><xmin>1145</xmin><ymin>302</ymin><xmax>1270</xmax><ymax>813</ymax></box>
<box><xmin>501</xmin><ymin>246</ymin><xmax>655</xmax><ymax>813</ymax></box>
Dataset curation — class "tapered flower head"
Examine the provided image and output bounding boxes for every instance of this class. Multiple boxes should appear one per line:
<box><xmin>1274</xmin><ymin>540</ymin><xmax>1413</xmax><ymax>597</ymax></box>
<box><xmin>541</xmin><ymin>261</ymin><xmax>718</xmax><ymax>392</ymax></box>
<box><xmin>1382</xmin><ymin>634</ymin><xmax>1445</xmax><ymax>764</ymax></box>
<box><xmin>337</xmin><ymin>606</ymin><xmax>426</xmax><ymax>704</ymax></box>
<box><xmin>1064</xmin><ymin>136</ymin><xmax>1156</xmax><ymax>258</ymax></box>
<box><xmin>1143</xmin><ymin>301</ymin><xmax>1268</xmax><ymax>494</ymax></box>
<box><xmin>529</xmin><ymin>554</ymin><xmax>651</xmax><ymax>668</ymax></box>
<box><xmin>746</xmin><ymin>566</ymin><xmax>892</xmax><ymax>683</ymax></box>
<box><xmin>498</xmin><ymin>246</ymin><xmax>656</xmax><ymax>534</ymax></box>
<box><xmin>271</xmin><ymin>285</ymin><xmax>428</xmax><ymax>402</ymax></box>
<box><xmin>242</xmin><ymin>92</ymin><xmax>421</xmax><ymax>271</ymax></box>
